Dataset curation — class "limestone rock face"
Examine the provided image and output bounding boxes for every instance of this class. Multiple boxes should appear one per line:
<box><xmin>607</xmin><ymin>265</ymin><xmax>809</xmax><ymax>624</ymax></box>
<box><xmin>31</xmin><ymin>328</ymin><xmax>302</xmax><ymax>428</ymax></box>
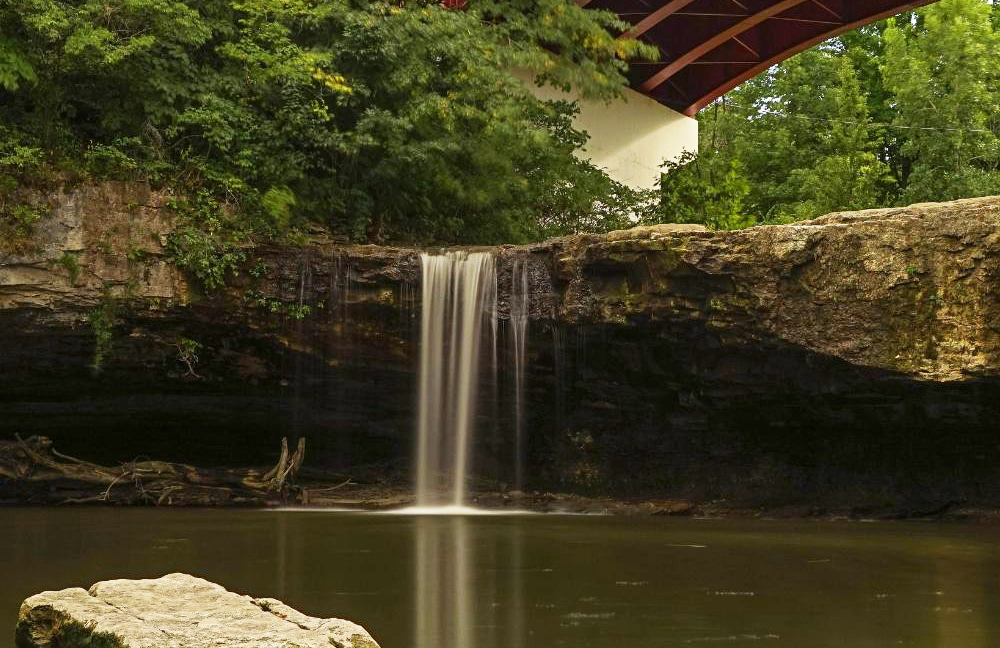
<box><xmin>545</xmin><ymin>196</ymin><xmax>1000</xmax><ymax>380</ymax></box>
<box><xmin>0</xmin><ymin>180</ymin><xmax>188</xmax><ymax>322</ymax></box>
<box><xmin>1</xmin><ymin>182</ymin><xmax>999</xmax><ymax>507</ymax></box>
<box><xmin>2</xmin><ymin>182</ymin><xmax>996</xmax><ymax>381</ymax></box>
<box><xmin>15</xmin><ymin>573</ymin><xmax>380</xmax><ymax>648</ymax></box>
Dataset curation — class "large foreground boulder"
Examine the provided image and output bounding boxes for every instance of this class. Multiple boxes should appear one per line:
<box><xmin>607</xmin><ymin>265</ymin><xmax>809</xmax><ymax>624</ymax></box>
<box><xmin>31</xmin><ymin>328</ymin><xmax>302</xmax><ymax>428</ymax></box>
<box><xmin>15</xmin><ymin>573</ymin><xmax>380</xmax><ymax>648</ymax></box>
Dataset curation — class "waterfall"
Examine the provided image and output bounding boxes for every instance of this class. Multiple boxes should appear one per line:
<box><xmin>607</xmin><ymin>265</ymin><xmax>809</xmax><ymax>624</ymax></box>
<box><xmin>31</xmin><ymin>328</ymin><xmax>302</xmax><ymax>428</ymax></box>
<box><xmin>416</xmin><ymin>251</ymin><xmax>497</xmax><ymax>507</ymax></box>
<box><xmin>509</xmin><ymin>256</ymin><xmax>530</xmax><ymax>493</ymax></box>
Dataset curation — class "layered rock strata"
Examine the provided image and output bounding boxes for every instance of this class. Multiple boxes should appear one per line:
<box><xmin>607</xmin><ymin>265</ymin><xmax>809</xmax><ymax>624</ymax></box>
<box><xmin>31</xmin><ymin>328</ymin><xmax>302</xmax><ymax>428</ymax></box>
<box><xmin>1</xmin><ymin>182</ymin><xmax>997</xmax><ymax>508</ymax></box>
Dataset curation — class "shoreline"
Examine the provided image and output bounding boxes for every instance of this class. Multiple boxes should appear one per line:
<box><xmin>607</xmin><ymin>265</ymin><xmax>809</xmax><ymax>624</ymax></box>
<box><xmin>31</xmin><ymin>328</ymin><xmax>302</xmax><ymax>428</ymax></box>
<box><xmin>4</xmin><ymin>478</ymin><xmax>999</xmax><ymax>523</ymax></box>
<box><xmin>5</xmin><ymin>434</ymin><xmax>997</xmax><ymax>522</ymax></box>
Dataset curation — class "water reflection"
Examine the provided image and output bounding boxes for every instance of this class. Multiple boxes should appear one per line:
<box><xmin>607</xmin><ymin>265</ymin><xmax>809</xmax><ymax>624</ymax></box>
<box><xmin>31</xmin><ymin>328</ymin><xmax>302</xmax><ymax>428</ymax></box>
<box><xmin>5</xmin><ymin>510</ymin><xmax>1000</xmax><ymax>648</ymax></box>
<box><xmin>414</xmin><ymin>515</ymin><xmax>526</xmax><ymax>648</ymax></box>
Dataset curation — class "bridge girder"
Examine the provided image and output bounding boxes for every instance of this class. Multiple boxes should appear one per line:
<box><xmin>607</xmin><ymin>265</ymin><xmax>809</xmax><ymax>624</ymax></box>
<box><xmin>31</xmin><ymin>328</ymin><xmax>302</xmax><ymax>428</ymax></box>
<box><xmin>580</xmin><ymin>0</ymin><xmax>936</xmax><ymax>115</ymax></box>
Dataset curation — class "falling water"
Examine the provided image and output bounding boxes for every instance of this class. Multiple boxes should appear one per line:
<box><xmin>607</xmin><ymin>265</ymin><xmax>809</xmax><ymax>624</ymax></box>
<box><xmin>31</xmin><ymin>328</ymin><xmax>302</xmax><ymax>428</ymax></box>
<box><xmin>416</xmin><ymin>251</ymin><xmax>497</xmax><ymax>507</ymax></box>
<box><xmin>552</xmin><ymin>325</ymin><xmax>566</xmax><ymax>441</ymax></box>
<box><xmin>509</xmin><ymin>256</ymin><xmax>530</xmax><ymax>493</ymax></box>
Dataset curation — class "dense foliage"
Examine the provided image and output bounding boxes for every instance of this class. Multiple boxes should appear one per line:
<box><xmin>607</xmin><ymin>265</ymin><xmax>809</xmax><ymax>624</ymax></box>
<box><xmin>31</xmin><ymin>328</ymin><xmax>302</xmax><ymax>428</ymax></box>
<box><xmin>0</xmin><ymin>0</ymin><xmax>652</xmax><ymax>254</ymax></box>
<box><xmin>655</xmin><ymin>0</ymin><xmax>1000</xmax><ymax>228</ymax></box>
<box><xmin>2</xmin><ymin>0</ymin><xmax>997</xmax><ymax>260</ymax></box>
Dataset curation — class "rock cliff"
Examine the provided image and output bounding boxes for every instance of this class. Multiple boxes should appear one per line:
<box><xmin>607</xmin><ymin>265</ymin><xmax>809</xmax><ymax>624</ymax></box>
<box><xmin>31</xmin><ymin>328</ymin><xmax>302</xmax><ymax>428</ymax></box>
<box><xmin>1</xmin><ymin>182</ymin><xmax>998</xmax><ymax>509</ymax></box>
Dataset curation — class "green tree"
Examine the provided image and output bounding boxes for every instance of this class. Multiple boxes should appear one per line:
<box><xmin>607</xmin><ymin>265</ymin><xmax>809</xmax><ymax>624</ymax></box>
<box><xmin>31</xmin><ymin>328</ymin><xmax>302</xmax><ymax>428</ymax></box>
<box><xmin>649</xmin><ymin>150</ymin><xmax>752</xmax><ymax>230</ymax></box>
<box><xmin>0</xmin><ymin>0</ymin><xmax>653</xmax><ymax>249</ymax></box>
<box><xmin>317</xmin><ymin>3</ymin><xmax>648</xmax><ymax>242</ymax></box>
<box><xmin>659</xmin><ymin>0</ymin><xmax>999</xmax><ymax>227</ymax></box>
<box><xmin>882</xmin><ymin>0</ymin><xmax>1000</xmax><ymax>202</ymax></box>
<box><xmin>838</xmin><ymin>21</ymin><xmax>907</xmax><ymax>194</ymax></box>
<box><xmin>693</xmin><ymin>45</ymin><xmax>889</xmax><ymax>223</ymax></box>
<box><xmin>0</xmin><ymin>36</ymin><xmax>35</xmax><ymax>91</ymax></box>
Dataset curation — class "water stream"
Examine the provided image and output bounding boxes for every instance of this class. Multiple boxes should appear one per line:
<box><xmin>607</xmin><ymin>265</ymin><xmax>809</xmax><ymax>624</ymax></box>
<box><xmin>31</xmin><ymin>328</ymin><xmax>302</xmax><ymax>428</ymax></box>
<box><xmin>416</xmin><ymin>252</ymin><xmax>498</xmax><ymax>507</ymax></box>
<box><xmin>509</xmin><ymin>256</ymin><xmax>530</xmax><ymax>494</ymax></box>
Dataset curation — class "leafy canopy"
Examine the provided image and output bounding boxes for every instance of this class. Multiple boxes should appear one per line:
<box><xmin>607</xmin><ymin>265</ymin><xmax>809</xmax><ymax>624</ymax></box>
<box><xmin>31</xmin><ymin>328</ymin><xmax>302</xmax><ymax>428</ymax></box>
<box><xmin>0</xmin><ymin>0</ymin><xmax>652</xmax><ymax>250</ymax></box>
<box><xmin>882</xmin><ymin>0</ymin><xmax>1000</xmax><ymax>202</ymax></box>
<box><xmin>660</xmin><ymin>0</ymin><xmax>1000</xmax><ymax>229</ymax></box>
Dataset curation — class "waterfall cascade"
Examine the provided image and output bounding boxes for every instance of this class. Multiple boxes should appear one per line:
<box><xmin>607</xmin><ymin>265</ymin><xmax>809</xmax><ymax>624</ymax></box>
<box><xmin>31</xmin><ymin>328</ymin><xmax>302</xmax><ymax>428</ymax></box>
<box><xmin>416</xmin><ymin>252</ymin><xmax>498</xmax><ymax>507</ymax></box>
<box><xmin>509</xmin><ymin>257</ymin><xmax>530</xmax><ymax>493</ymax></box>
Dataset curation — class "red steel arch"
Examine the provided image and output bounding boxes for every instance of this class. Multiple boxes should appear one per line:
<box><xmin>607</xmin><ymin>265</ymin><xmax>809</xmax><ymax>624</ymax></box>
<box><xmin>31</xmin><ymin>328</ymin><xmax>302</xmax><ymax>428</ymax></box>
<box><xmin>579</xmin><ymin>0</ymin><xmax>936</xmax><ymax>115</ymax></box>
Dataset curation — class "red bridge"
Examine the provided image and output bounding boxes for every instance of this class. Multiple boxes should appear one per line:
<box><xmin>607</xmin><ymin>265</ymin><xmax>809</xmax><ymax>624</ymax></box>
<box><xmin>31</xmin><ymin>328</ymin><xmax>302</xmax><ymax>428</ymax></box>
<box><xmin>580</xmin><ymin>0</ymin><xmax>935</xmax><ymax>115</ymax></box>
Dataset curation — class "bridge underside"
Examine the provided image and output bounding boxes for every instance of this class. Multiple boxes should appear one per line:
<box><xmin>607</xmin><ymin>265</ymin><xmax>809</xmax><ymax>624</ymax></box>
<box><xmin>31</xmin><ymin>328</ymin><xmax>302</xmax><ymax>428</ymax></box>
<box><xmin>581</xmin><ymin>0</ymin><xmax>935</xmax><ymax>115</ymax></box>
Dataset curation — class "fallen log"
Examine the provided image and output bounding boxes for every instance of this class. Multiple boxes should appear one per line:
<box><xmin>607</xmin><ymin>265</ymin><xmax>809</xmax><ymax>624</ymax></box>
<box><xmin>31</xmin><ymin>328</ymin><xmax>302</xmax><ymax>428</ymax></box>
<box><xmin>0</xmin><ymin>435</ymin><xmax>308</xmax><ymax>506</ymax></box>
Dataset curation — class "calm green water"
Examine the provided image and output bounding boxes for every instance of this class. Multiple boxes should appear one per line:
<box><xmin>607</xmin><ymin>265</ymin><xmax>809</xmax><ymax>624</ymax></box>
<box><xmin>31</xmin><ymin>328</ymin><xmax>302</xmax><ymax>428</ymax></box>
<box><xmin>3</xmin><ymin>509</ymin><xmax>1000</xmax><ymax>647</ymax></box>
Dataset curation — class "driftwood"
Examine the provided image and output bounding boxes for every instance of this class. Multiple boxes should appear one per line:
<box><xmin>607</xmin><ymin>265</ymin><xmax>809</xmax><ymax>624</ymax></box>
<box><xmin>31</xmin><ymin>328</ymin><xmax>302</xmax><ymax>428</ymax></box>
<box><xmin>257</xmin><ymin>437</ymin><xmax>306</xmax><ymax>492</ymax></box>
<box><xmin>0</xmin><ymin>435</ymin><xmax>307</xmax><ymax>506</ymax></box>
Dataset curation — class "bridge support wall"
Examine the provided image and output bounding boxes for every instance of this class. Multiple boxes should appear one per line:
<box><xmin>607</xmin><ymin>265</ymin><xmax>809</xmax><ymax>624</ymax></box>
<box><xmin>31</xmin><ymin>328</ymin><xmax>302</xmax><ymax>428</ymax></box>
<box><xmin>523</xmin><ymin>76</ymin><xmax>699</xmax><ymax>191</ymax></box>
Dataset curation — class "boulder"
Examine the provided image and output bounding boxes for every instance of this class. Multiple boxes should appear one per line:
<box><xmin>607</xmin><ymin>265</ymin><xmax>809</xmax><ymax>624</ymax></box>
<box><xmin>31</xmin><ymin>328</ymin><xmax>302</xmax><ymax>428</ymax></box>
<box><xmin>15</xmin><ymin>573</ymin><xmax>379</xmax><ymax>648</ymax></box>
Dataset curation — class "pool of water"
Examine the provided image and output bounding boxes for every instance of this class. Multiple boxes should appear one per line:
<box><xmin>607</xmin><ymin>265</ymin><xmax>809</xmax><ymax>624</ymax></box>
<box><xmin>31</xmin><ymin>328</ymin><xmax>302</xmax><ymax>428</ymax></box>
<box><xmin>3</xmin><ymin>509</ymin><xmax>1000</xmax><ymax>647</ymax></box>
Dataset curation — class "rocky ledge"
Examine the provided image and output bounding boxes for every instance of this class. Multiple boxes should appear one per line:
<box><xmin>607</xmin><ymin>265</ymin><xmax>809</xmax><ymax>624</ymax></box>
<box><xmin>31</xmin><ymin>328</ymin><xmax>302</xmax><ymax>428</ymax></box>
<box><xmin>1</xmin><ymin>182</ymin><xmax>999</xmax><ymax>510</ymax></box>
<box><xmin>2</xmin><ymin>183</ymin><xmax>997</xmax><ymax>380</ymax></box>
<box><xmin>15</xmin><ymin>573</ymin><xmax>379</xmax><ymax>648</ymax></box>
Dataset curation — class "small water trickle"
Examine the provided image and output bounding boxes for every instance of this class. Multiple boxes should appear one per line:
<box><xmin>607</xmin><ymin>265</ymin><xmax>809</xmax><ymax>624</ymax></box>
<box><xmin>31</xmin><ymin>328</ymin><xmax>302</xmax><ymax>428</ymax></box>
<box><xmin>552</xmin><ymin>324</ymin><xmax>566</xmax><ymax>439</ymax></box>
<box><xmin>297</xmin><ymin>260</ymin><xmax>309</xmax><ymax>310</ymax></box>
<box><xmin>400</xmin><ymin>281</ymin><xmax>414</xmax><ymax>321</ymax></box>
<box><xmin>416</xmin><ymin>251</ymin><xmax>497</xmax><ymax>507</ymax></box>
<box><xmin>342</xmin><ymin>260</ymin><xmax>354</xmax><ymax>317</ymax></box>
<box><xmin>399</xmin><ymin>280</ymin><xmax>417</xmax><ymax>346</ymax></box>
<box><xmin>329</xmin><ymin>256</ymin><xmax>341</xmax><ymax>312</ymax></box>
<box><xmin>509</xmin><ymin>256</ymin><xmax>530</xmax><ymax>493</ymax></box>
